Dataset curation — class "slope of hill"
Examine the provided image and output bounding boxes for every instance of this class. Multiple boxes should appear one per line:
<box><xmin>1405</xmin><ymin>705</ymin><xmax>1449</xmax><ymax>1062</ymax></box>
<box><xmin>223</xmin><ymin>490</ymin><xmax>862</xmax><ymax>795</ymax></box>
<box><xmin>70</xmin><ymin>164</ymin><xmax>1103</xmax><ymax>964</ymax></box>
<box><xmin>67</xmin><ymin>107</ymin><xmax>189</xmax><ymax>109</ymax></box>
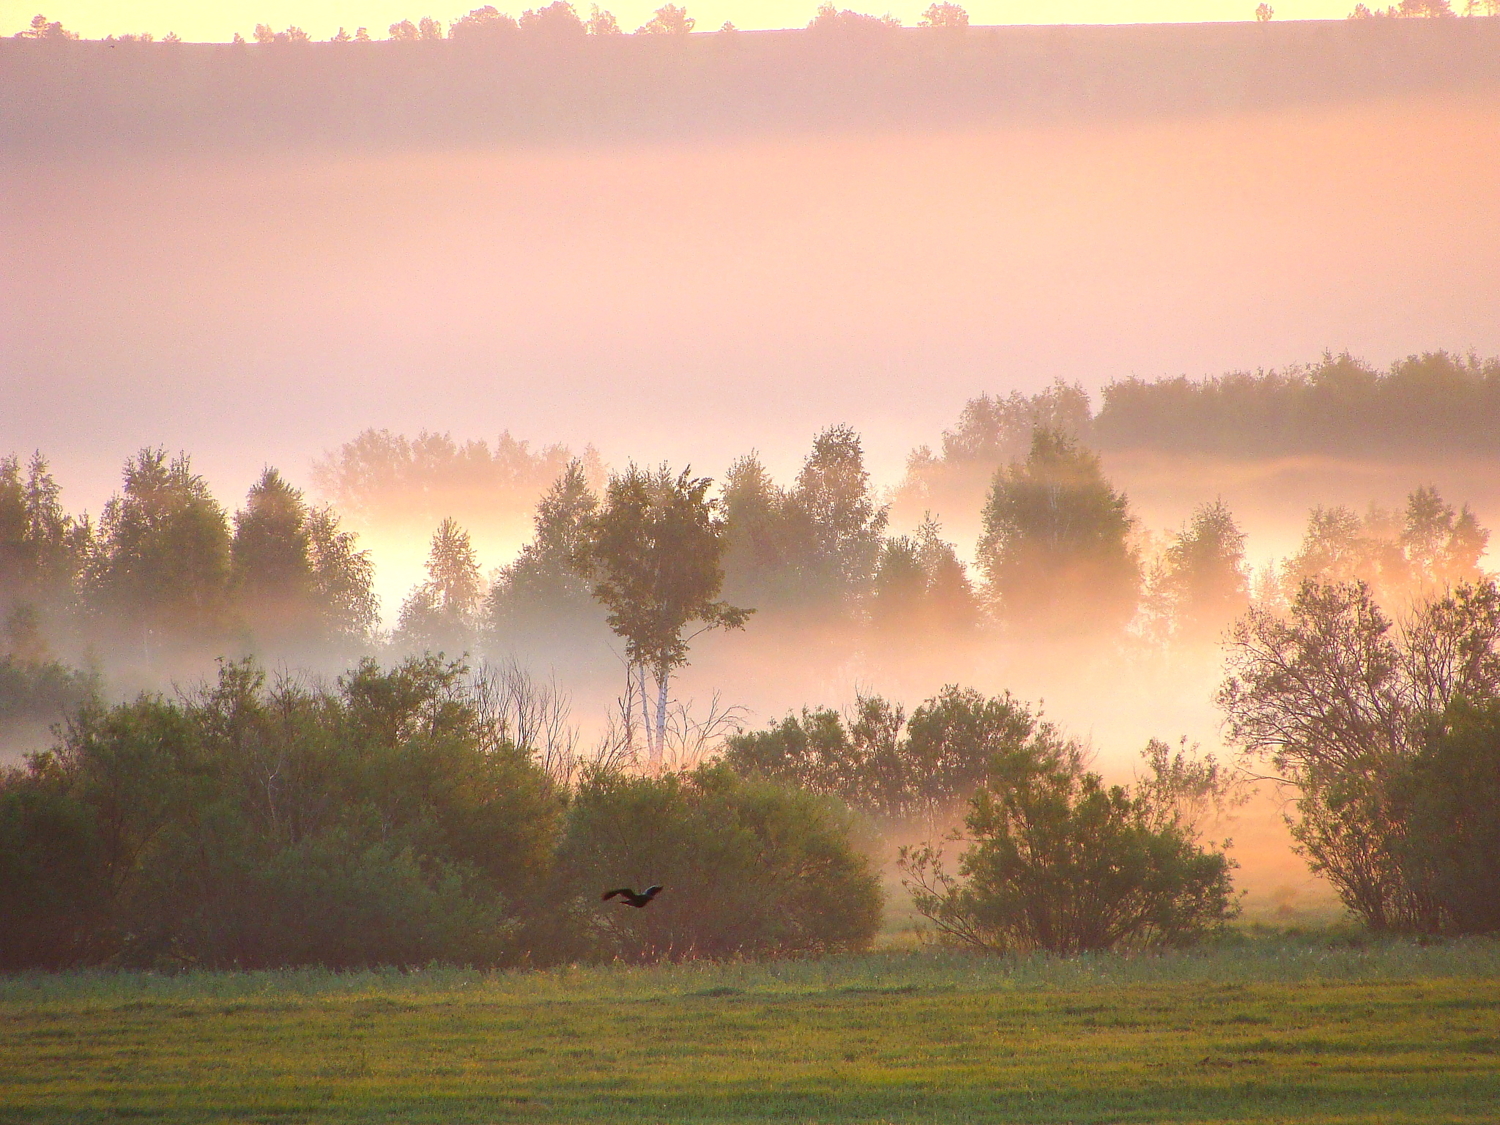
<box><xmin>5</xmin><ymin>20</ymin><xmax>1500</xmax><ymax>151</ymax></box>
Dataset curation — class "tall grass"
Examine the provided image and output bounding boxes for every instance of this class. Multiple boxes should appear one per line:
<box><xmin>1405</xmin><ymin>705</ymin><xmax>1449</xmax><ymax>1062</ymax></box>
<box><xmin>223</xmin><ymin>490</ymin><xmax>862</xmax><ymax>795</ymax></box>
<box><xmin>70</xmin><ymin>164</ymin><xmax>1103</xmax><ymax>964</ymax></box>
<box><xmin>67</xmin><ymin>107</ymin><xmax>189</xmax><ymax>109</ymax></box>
<box><xmin>6</xmin><ymin>931</ymin><xmax>1498</xmax><ymax>1008</ymax></box>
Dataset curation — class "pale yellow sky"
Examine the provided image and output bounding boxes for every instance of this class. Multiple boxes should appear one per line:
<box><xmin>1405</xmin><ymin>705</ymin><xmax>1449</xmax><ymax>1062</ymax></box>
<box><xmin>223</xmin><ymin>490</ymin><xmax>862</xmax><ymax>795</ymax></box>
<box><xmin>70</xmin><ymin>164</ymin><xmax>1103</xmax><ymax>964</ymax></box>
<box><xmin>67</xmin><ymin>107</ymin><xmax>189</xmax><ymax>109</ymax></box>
<box><xmin>7</xmin><ymin>1</ymin><xmax>1357</xmax><ymax>41</ymax></box>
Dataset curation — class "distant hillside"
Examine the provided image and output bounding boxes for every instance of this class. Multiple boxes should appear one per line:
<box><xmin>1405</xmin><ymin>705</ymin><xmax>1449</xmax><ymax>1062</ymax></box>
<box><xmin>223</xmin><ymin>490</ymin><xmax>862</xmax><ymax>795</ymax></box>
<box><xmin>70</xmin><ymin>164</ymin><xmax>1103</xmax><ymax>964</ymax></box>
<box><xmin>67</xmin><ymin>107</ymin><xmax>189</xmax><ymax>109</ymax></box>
<box><xmin>4</xmin><ymin>20</ymin><xmax>1500</xmax><ymax>151</ymax></box>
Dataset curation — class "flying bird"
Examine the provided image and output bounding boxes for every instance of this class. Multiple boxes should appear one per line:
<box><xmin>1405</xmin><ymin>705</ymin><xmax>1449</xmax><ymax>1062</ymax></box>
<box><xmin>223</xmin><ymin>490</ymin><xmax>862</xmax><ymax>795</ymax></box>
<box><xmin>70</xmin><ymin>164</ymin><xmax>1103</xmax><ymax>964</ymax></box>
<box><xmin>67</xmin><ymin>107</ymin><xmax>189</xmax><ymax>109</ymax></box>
<box><xmin>601</xmin><ymin>885</ymin><xmax>663</xmax><ymax>908</ymax></box>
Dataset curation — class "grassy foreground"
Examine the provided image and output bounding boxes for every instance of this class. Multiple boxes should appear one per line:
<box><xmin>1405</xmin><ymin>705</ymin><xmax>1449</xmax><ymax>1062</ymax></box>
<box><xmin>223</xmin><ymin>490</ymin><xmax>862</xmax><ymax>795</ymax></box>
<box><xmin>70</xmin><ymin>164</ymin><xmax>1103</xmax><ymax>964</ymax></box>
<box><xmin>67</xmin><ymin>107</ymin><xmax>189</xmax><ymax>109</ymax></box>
<box><xmin>3</xmin><ymin>939</ymin><xmax>1500</xmax><ymax>1124</ymax></box>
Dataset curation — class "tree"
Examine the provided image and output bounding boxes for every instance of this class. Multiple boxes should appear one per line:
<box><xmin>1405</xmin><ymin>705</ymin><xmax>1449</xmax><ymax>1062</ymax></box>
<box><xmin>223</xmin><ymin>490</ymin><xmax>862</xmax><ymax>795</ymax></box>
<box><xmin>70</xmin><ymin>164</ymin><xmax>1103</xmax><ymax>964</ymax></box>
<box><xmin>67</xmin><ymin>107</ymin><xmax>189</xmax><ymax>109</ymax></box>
<box><xmin>719</xmin><ymin>452</ymin><xmax>800</xmax><ymax>609</ymax></box>
<box><xmin>635</xmin><ymin>3</ymin><xmax>694</xmax><ymax>33</ymax></box>
<box><xmin>807</xmin><ymin>3</ymin><xmax>902</xmax><ymax>33</ymax></box>
<box><xmin>1093</xmin><ymin>351</ymin><xmax>1500</xmax><ymax>458</ymax></box>
<box><xmin>900</xmin><ymin>736</ymin><xmax>1238</xmax><ymax>953</ymax></box>
<box><xmin>576</xmin><ymin>465</ymin><xmax>750</xmax><ymax>763</ymax></box>
<box><xmin>253</xmin><ymin>23</ymin><xmax>310</xmax><ymax>43</ymax></box>
<box><xmin>17</xmin><ymin>13</ymin><xmax>77</xmax><ymax>39</ymax></box>
<box><xmin>87</xmin><ymin>450</ymin><xmax>233</xmax><ymax>654</ymax></box>
<box><xmin>389</xmin><ymin>19</ymin><xmax>420</xmax><ymax>40</ymax></box>
<box><xmin>918</xmin><ymin>2</ymin><xmax>968</xmax><ymax>27</ymax></box>
<box><xmin>232</xmin><ymin>469</ymin><xmax>314</xmax><ymax>642</ymax></box>
<box><xmin>521</xmin><ymin>1</ymin><xmax>586</xmax><ymax>37</ymax></box>
<box><xmin>871</xmin><ymin>537</ymin><xmax>926</xmax><ymax>630</ymax></box>
<box><xmin>232</xmin><ymin>469</ymin><xmax>377</xmax><ymax>655</ymax></box>
<box><xmin>724</xmin><ymin>693</ymin><xmax>909</xmax><ymax>819</ymax></box>
<box><xmin>396</xmin><ymin>518</ymin><xmax>484</xmax><ymax>655</ymax></box>
<box><xmin>1399</xmin><ymin>485</ymin><xmax>1488</xmax><ymax>592</ymax></box>
<box><xmin>1282</xmin><ymin>504</ymin><xmax>1397</xmax><ymax>596</ymax></box>
<box><xmin>918</xmin><ymin>519</ymin><xmax>980</xmax><ymax>632</ymax></box>
<box><xmin>0</xmin><ymin>653</ymin><xmax>99</xmax><ymax>738</ymax></box>
<box><xmin>586</xmin><ymin>5</ymin><xmax>623</xmax><ymax>33</ymax></box>
<box><xmin>311</xmin><ymin>428</ymin><xmax>591</xmax><ymax>530</ymax></box>
<box><xmin>0</xmin><ymin>453</ymin><xmax>82</xmax><ymax>631</ymax></box>
<box><xmin>790</xmin><ymin>425</ymin><xmax>889</xmax><ymax>608</ymax></box>
<box><xmin>449</xmin><ymin>6</ymin><xmax>520</xmax><ymax>38</ymax></box>
<box><xmin>896</xmin><ymin>382</ymin><xmax>1094</xmax><ymax>538</ymax></box>
<box><xmin>483</xmin><ymin>460</ymin><xmax>602</xmax><ymax>642</ymax></box>
<box><xmin>871</xmin><ymin>516</ymin><xmax>978</xmax><ymax>634</ymax></box>
<box><xmin>1219</xmin><ymin>577</ymin><xmax>1500</xmax><ymax>932</ymax></box>
<box><xmin>1255</xmin><ymin>3</ymin><xmax>1275</xmax><ymax>20</ymax></box>
<box><xmin>1143</xmin><ymin>500</ymin><xmax>1249</xmax><ymax>642</ymax></box>
<box><xmin>1279</xmin><ymin>487</ymin><xmax>1488</xmax><ymax>607</ymax></box>
<box><xmin>1391</xmin><ymin>698</ymin><xmax>1500</xmax><ymax>935</ymax></box>
<box><xmin>719</xmin><ymin>431</ymin><xmax>889</xmax><ymax>618</ymax></box>
<box><xmin>977</xmin><ymin>429</ymin><xmax>1139</xmax><ymax>636</ymax></box>
<box><xmin>305</xmin><ymin>507</ymin><xmax>380</xmax><ymax>652</ymax></box>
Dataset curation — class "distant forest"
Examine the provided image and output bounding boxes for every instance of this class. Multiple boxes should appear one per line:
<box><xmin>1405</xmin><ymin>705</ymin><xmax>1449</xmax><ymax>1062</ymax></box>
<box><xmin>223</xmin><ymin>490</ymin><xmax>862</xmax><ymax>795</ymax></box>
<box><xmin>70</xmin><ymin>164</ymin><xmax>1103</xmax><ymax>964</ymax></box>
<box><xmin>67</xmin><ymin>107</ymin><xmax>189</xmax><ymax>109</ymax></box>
<box><xmin>5</xmin><ymin>17</ymin><xmax>1500</xmax><ymax>151</ymax></box>
<box><xmin>917</xmin><ymin>351</ymin><xmax>1500</xmax><ymax>466</ymax></box>
<box><xmin>4</xmin><ymin>352</ymin><xmax>1494</xmax><ymax>694</ymax></box>
<box><xmin>897</xmin><ymin>349</ymin><xmax>1500</xmax><ymax>524</ymax></box>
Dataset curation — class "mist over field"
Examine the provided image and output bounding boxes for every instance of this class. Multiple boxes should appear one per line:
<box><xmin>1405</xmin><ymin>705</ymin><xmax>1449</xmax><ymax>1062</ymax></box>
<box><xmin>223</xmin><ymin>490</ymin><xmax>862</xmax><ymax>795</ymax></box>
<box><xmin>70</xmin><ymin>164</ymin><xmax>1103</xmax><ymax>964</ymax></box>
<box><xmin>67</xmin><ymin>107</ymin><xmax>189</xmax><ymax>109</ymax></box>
<box><xmin>5</xmin><ymin>18</ymin><xmax>1500</xmax><ymax>934</ymax></box>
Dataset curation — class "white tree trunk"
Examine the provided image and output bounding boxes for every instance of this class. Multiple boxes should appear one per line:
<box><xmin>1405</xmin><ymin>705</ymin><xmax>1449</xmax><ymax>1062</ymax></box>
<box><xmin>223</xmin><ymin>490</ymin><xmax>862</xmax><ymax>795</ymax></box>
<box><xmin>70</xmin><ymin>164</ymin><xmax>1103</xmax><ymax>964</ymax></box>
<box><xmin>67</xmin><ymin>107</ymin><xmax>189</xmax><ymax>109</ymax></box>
<box><xmin>654</xmin><ymin>669</ymin><xmax>670</xmax><ymax>767</ymax></box>
<box><xmin>638</xmin><ymin>662</ymin><xmax>657</xmax><ymax>764</ymax></box>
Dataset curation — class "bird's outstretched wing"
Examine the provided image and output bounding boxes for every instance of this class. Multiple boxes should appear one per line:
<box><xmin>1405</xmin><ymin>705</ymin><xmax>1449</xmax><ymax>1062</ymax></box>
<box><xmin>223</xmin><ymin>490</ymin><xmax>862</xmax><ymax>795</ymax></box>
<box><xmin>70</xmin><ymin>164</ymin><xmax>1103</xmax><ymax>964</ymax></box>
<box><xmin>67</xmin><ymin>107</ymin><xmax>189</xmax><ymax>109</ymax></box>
<box><xmin>601</xmin><ymin>888</ymin><xmax>633</xmax><ymax>902</ymax></box>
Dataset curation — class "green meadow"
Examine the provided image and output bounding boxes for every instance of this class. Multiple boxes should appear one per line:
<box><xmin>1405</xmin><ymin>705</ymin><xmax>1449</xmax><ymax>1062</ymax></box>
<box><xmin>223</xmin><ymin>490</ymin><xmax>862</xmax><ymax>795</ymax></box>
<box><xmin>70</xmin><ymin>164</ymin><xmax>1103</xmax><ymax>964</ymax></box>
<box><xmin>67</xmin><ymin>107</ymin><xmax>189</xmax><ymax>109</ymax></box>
<box><xmin>3</xmin><ymin>939</ymin><xmax>1499</xmax><ymax>1124</ymax></box>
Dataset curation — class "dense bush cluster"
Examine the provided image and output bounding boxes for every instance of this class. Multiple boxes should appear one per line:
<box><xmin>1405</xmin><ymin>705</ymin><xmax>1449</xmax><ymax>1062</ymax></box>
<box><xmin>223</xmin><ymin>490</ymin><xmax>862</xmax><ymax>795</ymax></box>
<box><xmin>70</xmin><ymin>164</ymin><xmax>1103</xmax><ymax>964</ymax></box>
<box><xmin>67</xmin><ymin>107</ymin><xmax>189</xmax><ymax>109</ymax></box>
<box><xmin>0</xmin><ymin>658</ymin><xmax>882</xmax><ymax>969</ymax></box>
<box><xmin>728</xmin><ymin>684</ymin><xmax>1244</xmax><ymax>953</ymax></box>
<box><xmin>553</xmin><ymin>763</ymin><xmax>881</xmax><ymax>960</ymax></box>
<box><xmin>0</xmin><ymin>658</ymin><xmax>558</xmax><ymax>969</ymax></box>
<box><xmin>723</xmin><ymin>685</ymin><xmax>1041</xmax><ymax>824</ymax></box>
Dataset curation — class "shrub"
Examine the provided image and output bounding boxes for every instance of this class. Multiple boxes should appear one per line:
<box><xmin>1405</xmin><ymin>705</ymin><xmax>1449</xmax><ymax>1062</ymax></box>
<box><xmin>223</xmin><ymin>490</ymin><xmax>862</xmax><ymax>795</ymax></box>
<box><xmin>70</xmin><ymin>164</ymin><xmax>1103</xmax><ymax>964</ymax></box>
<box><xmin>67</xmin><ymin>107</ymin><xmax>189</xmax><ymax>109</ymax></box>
<box><xmin>555</xmin><ymin>763</ymin><xmax>881</xmax><ymax>961</ymax></box>
<box><xmin>0</xmin><ymin>772</ymin><xmax>109</xmax><ymax>969</ymax></box>
<box><xmin>1393</xmin><ymin>698</ymin><xmax>1500</xmax><ymax>935</ymax></box>
<box><xmin>0</xmin><ymin>655</ymin><xmax>99</xmax><ymax>730</ymax></box>
<box><xmin>723</xmin><ymin>685</ymin><xmax>1044</xmax><ymax>825</ymax></box>
<box><xmin>901</xmin><ymin>737</ymin><xmax>1238</xmax><ymax>953</ymax></box>
<box><xmin>0</xmin><ymin>656</ymin><xmax>562</xmax><ymax>969</ymax></box>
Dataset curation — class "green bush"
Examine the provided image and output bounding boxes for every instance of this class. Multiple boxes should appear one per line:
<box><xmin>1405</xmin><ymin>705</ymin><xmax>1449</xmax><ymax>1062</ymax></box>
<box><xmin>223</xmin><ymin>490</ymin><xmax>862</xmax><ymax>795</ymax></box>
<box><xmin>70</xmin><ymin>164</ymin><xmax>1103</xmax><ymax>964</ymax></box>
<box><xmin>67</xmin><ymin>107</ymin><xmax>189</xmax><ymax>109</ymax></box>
<box><xmin>902</xmin><ymin>737</ymin><xmax>1238</xmax><ymax>953</ymax></box>
<box><xmin>1394</xmin><ymin>698</ymin><xmax>1500</xmax><ymax>935</ymax></box>
<box><xmin>0</xmin><ymin>773</ymin><xmax>109</xmax><ymax>969</ymax></box>
<box><xmin>0</xmin><ymin>655</ymin><xmax>99</xmax><ymax>729</ymax></box>
<box><xmin>0</xmin><ymin>656</ymin><xmax>561</xmax><ymax>969</ymax></box>
<box><xmin>555</xmin><ymin>763</ymin><xmax>882</xmax><ymax>961</ymax></box>
<box><xmin>723</xmin><ymin>685</ymin><xmax>1043</xmax><ymax>824</ymax></box>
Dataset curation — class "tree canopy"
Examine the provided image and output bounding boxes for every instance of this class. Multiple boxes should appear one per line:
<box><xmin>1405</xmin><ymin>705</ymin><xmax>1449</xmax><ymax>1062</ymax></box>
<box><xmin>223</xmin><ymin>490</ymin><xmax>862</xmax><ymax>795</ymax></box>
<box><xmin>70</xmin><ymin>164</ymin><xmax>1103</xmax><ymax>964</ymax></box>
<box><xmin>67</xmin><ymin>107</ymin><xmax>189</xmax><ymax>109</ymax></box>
<box><xmin>977</xmin><ymin>429</ymin><xmax>1139</xmax><ymax>636</ymax></box>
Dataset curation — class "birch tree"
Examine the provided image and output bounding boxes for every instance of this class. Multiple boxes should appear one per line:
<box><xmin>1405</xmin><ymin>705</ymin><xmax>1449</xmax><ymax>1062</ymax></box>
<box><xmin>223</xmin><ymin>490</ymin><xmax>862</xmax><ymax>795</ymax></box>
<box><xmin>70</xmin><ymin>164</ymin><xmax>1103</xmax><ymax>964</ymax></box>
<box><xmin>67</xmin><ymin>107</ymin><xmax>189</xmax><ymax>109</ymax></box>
<box><xmin>576</xmin><ymin>465</ymin><xmax>751</xmax><ymax>763</ymax></box>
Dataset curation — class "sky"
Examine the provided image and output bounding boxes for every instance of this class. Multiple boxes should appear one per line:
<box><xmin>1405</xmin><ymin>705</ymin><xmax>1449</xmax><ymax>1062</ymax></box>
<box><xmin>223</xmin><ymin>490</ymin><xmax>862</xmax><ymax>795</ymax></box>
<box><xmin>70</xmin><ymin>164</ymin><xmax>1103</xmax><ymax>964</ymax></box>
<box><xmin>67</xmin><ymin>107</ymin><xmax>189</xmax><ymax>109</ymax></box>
<box><xmin>8</xmin><ymin>96</ymin><xmax>1499</xmax><ymax>521</ymax></box>
<box><xmin>5</xmin><ymin>0</ymin><xmax>1358</xmax><ymax>40</ymax></box>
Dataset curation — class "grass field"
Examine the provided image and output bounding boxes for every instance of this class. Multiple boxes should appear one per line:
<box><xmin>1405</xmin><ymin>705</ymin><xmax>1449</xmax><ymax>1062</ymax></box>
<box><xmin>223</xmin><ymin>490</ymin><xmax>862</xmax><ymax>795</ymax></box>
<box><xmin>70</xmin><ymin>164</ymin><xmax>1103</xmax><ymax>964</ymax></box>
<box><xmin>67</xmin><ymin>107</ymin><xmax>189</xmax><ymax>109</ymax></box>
<box><xmin>3</xmin><ymin>938</ymin><xmax>1499</xmax><ymax>1124</ymax></box>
